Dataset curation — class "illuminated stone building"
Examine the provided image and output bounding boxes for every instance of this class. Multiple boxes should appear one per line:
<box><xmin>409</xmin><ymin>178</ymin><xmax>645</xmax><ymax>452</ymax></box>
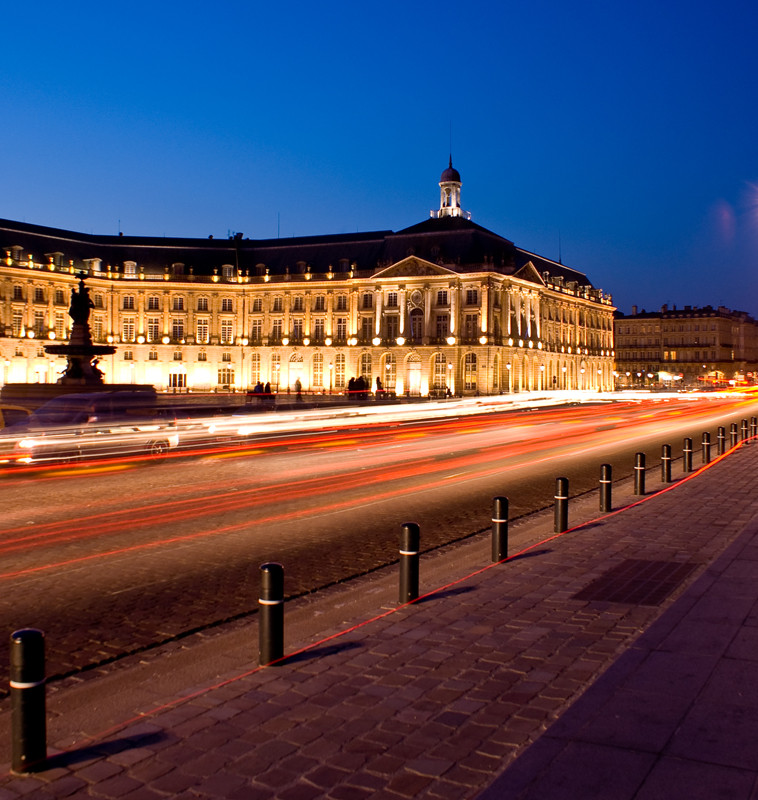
<box><xmin>0</xmin><ymin>164</ymin><xmax>615</xmax><ymax>396</ymax></box>
<box><xmin>615</xmin><ymin>304</ymin><xmax>758</xmax><ymax>387</ymax></box>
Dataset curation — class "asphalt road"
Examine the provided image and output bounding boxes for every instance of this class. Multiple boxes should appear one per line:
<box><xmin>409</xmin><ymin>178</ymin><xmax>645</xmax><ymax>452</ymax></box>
<box><xmin>0</xmin><ymin>394</ymin><xmax>754</xmax><ymax>690</ymax></box>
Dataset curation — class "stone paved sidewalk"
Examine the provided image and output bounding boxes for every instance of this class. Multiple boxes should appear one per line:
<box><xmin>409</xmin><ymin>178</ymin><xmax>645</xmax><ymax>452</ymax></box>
<box><xmin>0</xmin><ymin>445</ymin><xmax>757</xmax><ymax>799</ymax></box>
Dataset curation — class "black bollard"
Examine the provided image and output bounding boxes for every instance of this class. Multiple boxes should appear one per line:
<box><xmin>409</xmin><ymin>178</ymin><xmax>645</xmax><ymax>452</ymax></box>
<box><xmin>399</xmin><ymin>522</ymin><xmax>420</xmax><ymax>603</ymax></box>
<box><xmin>683</xmin><ymin>437</ymin><xmax>693</xmax><ymax>473</ymax></box>
<box><xmin>730</xmin><ymin>422</ymin><xmax>738</xmax><ymax>448</ymax></box>
<box><xmin>554</xmin><ymin>477</ymin><xmax>569</xmax><ymax>533</ymax></box>
<box><xmin>10</xmin><ymin>629</ymin><xmax>46</xmax><ymax>774</ymax></box>
<box><xmin>259</xmin><ymin>563</ymin><xmax>284</xmax><ymax>666</ymax></box>
<box><xmin>599</xmin><ymin>463</ymin><xmax>612</xmax><ymax>512</ymax></box>
<box><xmin>717</xmin><ymin>426</ymin><xmax>726</xmax><ymax>456</ymax></box>
<box><xmin>702</xmin><ymin>432</ymin><xmax>711</xmax><ymax>464</ymax></box>
<box><xmin>741</xmin><ymin>419</ymin><xmax>749</xmax><ymax>443</ymax></box>
<box><xmin>491</xmin><ymin>497</ymin><xmax>508</xmax><ymax>562</ymax></box>
<box><xmin>661</xmin><ymin>445</ymin><xmax>672</xmax><ymax>483</ymax></box>
<box><xmin>752</xmin><ymin>417</ymin><xmax>757</xmax><ymax>440</ymax></box>
<box><xmin>634</xmin><ymin>452</ymin><xmax>646</xmax><ymax>495</ymax></box>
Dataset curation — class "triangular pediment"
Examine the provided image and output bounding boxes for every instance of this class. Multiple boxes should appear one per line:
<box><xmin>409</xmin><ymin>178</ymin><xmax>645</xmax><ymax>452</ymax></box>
<box><xmin>373</xmin><ymin>256</ymin><xmax>458</xmax><ymax>279</ymax></box>
<box><xmin>512</xmin><ymin>261</ymin><xmax>545</xmax><ymax>285</ymax></box>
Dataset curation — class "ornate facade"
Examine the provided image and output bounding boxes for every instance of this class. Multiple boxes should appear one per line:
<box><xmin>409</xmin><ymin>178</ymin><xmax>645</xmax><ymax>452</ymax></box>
<box><xmin>0</xmin><ymin>164</ymin><xmax>615</xmax><ymax>396</ymax></box>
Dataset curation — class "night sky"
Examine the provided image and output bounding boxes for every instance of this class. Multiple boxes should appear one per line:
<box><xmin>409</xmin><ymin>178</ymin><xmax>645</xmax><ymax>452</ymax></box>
<box><xmin>3</xmin><ymin>1</ymin><xmax>757</xmax><ymax>315</ymax></box>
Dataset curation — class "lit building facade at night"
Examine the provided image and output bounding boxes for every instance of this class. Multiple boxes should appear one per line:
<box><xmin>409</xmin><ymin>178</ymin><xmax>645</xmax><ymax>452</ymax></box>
<box><xmin>0</xmin><ymin>164</ymin><xmax>615</xmax><ymax>396</ymax></box>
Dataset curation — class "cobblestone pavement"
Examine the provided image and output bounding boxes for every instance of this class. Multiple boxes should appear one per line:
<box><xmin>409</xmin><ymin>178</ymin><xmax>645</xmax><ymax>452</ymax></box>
<box><xmin>0</xmin><ymin>443</ymin><xmax>756</xmax><ymax>799</ymax></box>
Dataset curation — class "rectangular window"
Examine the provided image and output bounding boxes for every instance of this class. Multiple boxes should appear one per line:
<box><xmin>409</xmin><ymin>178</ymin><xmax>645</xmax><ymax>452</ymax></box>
<box><xmin>250</xmin><ymin>353</ymin><xmax>261</xmax><ymax>384</ymax></box>
<box><xmin>12</xmin><ymin>312</ymin><xmax>22</xmax><ymax>337</ymax></box>
<box><xmin>196</xmin><ymin>319</ymin><xmax>209</xmax><ymax>344</ymax></box>
<box><xmin>437</xmin><ymin>290</ymin><xmax>448</xmax><ymax>306</ymax></box>
<box><xmin>34</xmin><ymin>287</ymin><xmax>45</xmax><ymax>303</ymax></box>
<box><xmin>436</xmin><ymin>314</ymin><xmax>449</xmax><ymax>339</ymax></box>
<box><xmin>55</xmin><ymin>289</ymin><xmax>66</xmax><ymax>305</ymax></box>
<box><xmin>336</xmin><ymin>317</ymin><xmax>347</xmax><ymax>340</ymax></box>
<box><xmin>361</xmin><ymin>316</ymin><xmax>373</xmax><ymax>341</ymax></box>
<box><xmin>197</xmin><ymin>297</ymin><xmax>209</xmax><ymax>311</ymax></box>
<box><xmin>336</xmin><ymin>295</ymin><xmax>348</xmax><ymax>311</ymax></box>
<box><xmin>122</xmin><ymin>317</ymin><xmax>135</xmax><ymax>342</ymax></box>
<box><xmin>252</xmin><ymin>298</ymin><xmax>262</xmax><ymax>312</ymax></box>
<box><xmin>172</xmin><ymin>318</ymin><xmax>184</xmax><ymax>341</ymax></box>
<box><xmin>292</xmin><ymin>318</ymin><xmax>303</xmax><ymax>340</ymax></box>
<box><xmin>94</xmin><ymin>294</ymin><xmax>104</xmax><ymax>309</ymax></box>
<box><xmin>218</xmin><ymin>367</ymin><xmax>234</xmax><ymax>386</ymax></box>
<box><xmin>173</xmin><ymin>350</ymin><xmax>183</xmax><ymax>361</ymax></box>
<box><xmin>313</xmin><ymin>295</ymin><xmax>325</xmax><ymax>311</ymax></box>
<box><xmin>92</xmin><ymin>316</ymin><xmax>104</xmax><ymax>341</ymax></box>
<box><xmin>197</xmin><ymin>351</ymin><xmax>207</xmax><ymax>361</ymax></box>
<box><xmin>33</xmin><ymin>311</ymin><xmax>45</xmax><ymax>336</ymax></box>
<box><xmin>313</xmin><ymin>354</ymin><xmax>323</xmax><ymax>387</ymax></box>
<box><xmin>148</xmin><ymin>317</ymin><xmax>161</xmax><ymax>342</ymax></box>
<box><xmin>148</xmin><ymin>295</ymin><xmax>161</xmax><ymax>310</ymax></box>
<box><xmin>335</xmin><ymin>353</ymin><xmax>346</xmax><ymax>388</ymax></box>
<box><xmin>362</xmin><ymin>292</ymin><xmax>373</xmax><ymax>310</ymax></box>
<box><xmin>292</xmin><ymin>296</ymin><xmax>304</xmax><ymax>312</ymax></box>
<box><xmin>313</xmin><ymin>319</ymin><xmax>325</xmax><ymax>341</ymax></box>
<box><xmin>272</xmin><ymin>297</ymin><xmax>283</xmax><ymax>312</ymax></box>
<box><xmin>466</xmin><ymin>289</ymin><xmax>478</xmax><ymax>305</ymax></box>
<box><xmin>271</xmin><ymin>319</ymin><xmax>283</xmax><ymax>340</ymax></box>
<box><xmin>55</xmin><ymin>312</ymin><xmax>65</xmax><ymax>339</ymax></box>
<box><xmin>172</xmin><ymin>296</ymin><xmax>185</xmax><ymax>311</ymax></box>
<box><xmin>148</xmin><ymin>350</ymin><xmax>158</xmax><ymax>361</ymax></box>
<box><xmin>220</xmin><ymin>320</ymin><xmax>234</xmax><ymax>343</ymax></box>
<box><xmin>464</xmin><ymin>313</ymin><xmax>478</xmax><ymax>339</ymax></box>
<box><xmin>123</xmin><ymin>295</ymin><xmax>135</xmax><ymax>310</ymax></box>
<box><xmin>386</xmin><ymin>292</ymin><xmax>398</xmax><ymax>308</ymax></box>
<box><xmin>250</xmin><ymin>319</ymin><xmax>262</xmax><ymax>341</ymax></box>
<box><xmin>123</xmin><ymin>350</ymin><xmax>133</xmax><ymax>361</ymax></box>
<box><xmin>221</xmin><ymin>298</ymin><xmax>234</xmax><ymax>312</ymax></box>
<box><xmin>169</xmin><ymin>373</ymin><xmax>186</xmax><ymax>389</ymax></box>
<box><xmin>385</xmin><ymin>317</ymin><xmax>398</xmax><ymax>340</ymax></box>
<box><xmin>13</xmin><ymin>285</ymin><xmax>24</xmax><ymax>301</ymax></box>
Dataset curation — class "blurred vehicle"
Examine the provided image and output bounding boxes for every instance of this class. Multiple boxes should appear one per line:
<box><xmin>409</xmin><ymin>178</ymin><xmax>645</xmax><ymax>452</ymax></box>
<box><xmin>0</xmin><ymin>391</ymin><xmax>180</xmax><ymax>466</ymax></box>
<box><xmin>0</xmin><ymin>404</ymin><xmax>32</xmax><ymax>429</ymax></box>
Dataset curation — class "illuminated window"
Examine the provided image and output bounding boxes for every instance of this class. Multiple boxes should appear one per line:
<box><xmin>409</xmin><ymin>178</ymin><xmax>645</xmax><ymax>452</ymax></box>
<box><xmin>94</xmin><ymin>294</ymin><xmax>104</xmax><ymax>309</ymax></box>
<box><xmin>196</xmin><ymin>319</ymin><xmax>209</xmax><ymax>344</ymax></box>
<box><xmin>33</xmin><ymin>311</ymin><xmax>45</xmax><ymax>336</ymax></box>
<box><xmin>124</xmin><ymin>350</ymin><xmax>133</xmax><ymax>360</ymax></box>
<box><xmin>222</xmin><ymin>264</ymin><xmax>234</xmax><ymax>279</ymax></box>
<box><xmin>222</xmin><ymin>352</ymin><xmax>232</xmax><ymax>362</ymax></box>
<box><xmin>250</xmin><ymin>353</ymin><xmax>261</xmax><ymax>384</ymax></box>
<box><xmin>12</xmin><ymin>312</ymin><xmax>22</xmax><ymax>337</ymax></box>
<box><xmin>122</xmin><ymin>317</ymin><xmax>135</xmax><ymax>342</ymax></box>
<box><xmin>313</xmin><ymin>352</ymin><xmax>323</xmax><ymax>387</ymax></box>
<box><xmin>464</xmin><ymin>352</ymin><xmax>477</xmax><ymax>390</ymax></box>
<box><xmin>335</xmin><ymin>353</ymin><xmax>345</xmax><ymax>388</ymax></box>
<box><xmin>384</xmin><ymin>353</ymin><xmax>396</xmax><ymax>390</ymax></box>
<box><xmin>55</xmin><ymin>313</ymin><xmax>66</xmax><ymax>338</ymax></box>
<box><xmin>197</xmin><ymin>351</ymin><xmax>207</xmax><ymax>361</ymax></box>
<box><xmin>124</xmin><ymin>261</ymin><xmax>137</xmax><ymax>277</ymax></box>
<box><xmin>433</xmin><ymin>353</ymin><xmax>446</xmax><ymax>389</ymax></box>
<box><xmin>218</xmin><ymin>367</ymin><xmax>234</xmax><ymax>386</ymax></box>
<box><xmin>250</xmin><ymin>319</ymin><xmax>262</xmax><ymax>342</ymax></box>
<box><xmin>271</xmin><ymin>319</ymin><xmax>283</xmax><ymax>340</ymax></box>
<box><xmin>92</xmin><ymin>316</ymin><xmax>104</xmax><ymax>340</ymax></box>
<box><xmin>220</xmin><ymin>320</ymin><xmax>234</xmax><ymax>343</ymax></box>
<box><xmin>148</xmin><ymin>349</ymin><xmax>158</xmax><ymax>361</ymax></box>
<box><xmin>148</xmin><ymin>317</ymin><xmax>161</xmax><ymax>342</ymax></box>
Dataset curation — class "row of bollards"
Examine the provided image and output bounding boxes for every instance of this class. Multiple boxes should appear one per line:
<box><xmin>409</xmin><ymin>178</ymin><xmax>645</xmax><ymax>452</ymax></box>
<box><xmin>11</xmin><ymin>414</ymin><xmax>757</xmax><ymax>774</ymax></box>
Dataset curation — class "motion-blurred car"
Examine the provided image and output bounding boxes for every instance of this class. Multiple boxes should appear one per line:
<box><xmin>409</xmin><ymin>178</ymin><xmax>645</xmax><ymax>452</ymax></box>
<box><xmin>0</xmin><ymin>391</ymin><xmax>180</xmax><ymax>466</ymax></box>
<box><xmin>0</xmin><ymin>404</ymin><xmax>32</xmax><ymax>429</ymax></box>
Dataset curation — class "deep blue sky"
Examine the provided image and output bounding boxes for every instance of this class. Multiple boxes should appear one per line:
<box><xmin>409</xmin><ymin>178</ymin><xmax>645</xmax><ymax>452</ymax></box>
<box><xmin>3</xmin><ymin>1</ymin><xmax>757</xmax><ymax>315</ymax></box>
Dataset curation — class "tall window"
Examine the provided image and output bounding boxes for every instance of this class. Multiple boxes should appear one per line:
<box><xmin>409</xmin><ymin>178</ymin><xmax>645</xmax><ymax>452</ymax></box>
<box><xmin>54</xmin><ymin>289</ymin><xmax>65</xmax><ymax>305</ymax></box>
<box><xmin>384</xmin><ymin>354</ymin><xmax>396</xmax><ymax>390</ymax></box>
<box><xmin>33</xmin><ymin>287</ymin><xmax>45</xmax><ymax>303</ymax></box>
<box><xmin>292</xmin><ymin>296</ymin><xmax>304</xmax><ymax>312</ymax></box>
<box><xmin>292</xmin><ymin>319</ymin><xmax>303</xmax><ymax>340</ymax></box>
<box><xmin>313</xmin><ymin>353</ymin><xmax>323</xmax><ymax>387</ymax></box>
<box><xmin>433</xmin><ymin>353</ymin><xmax>447</xmax><ymax>390</ymax></box>
<box><xmin>122</xmin><ymin>317</ymin><xmax>135</xmax><ymax>342</ymax></box>
<box><xmin>362</xmin><ymin>293</ymin><xmax>373</xmax><ymax>310</ymax></box>
<box><xmin>221</xmin><ymin>298</ymin><xmax>234</xmax><ymax>312</ymax></box>
<box><xmin>252</xmin><ymin>298</ymin><xmax>263</xmax><ymax>312</ymax></box>
<box><xmin>336</xmin><ymin>317</ymin><xmax>347</xmax><ymax>340</ymax></box>
<box><xmin>360</xmin><ymin>352</ymin><xmax>372</xmax><ymax>381</ymax></box>
<box><xmin>271</xmin><ymin>353</ymin><xmax>281</xmax><ymax>387</ymax></box>
<box><xmin>33</xmin><ymin>311</ymin><xmax>45</xmax><ymax>336</ymax></box>
<box><xmin>409</xmin><ymin>309</ymin><xmax>423</xmax><ymax>341</ymax></box>
<box><xmin>313</xmin><ymin>296</ymin><xmax>325</xmax><ymax>311</ymax></box>
<box><xmin>250</xmin><ymin>319</ymin><xmax>262</xmax><ymax>342</ymax></box>
<box><xmin>464</xmin><ymin>353</ymin><xmax>477</xmax><ymax>390</ymax></box>
<box><xmin>336</xmin><ymin>295</ymin><xmax>347</xmax><ymax>311</ymax></box>
<box><xmin>385</xmin><ymin>317</ymin><xmax>398</xmax><ymax>340</ymax></box>
<box><xmin>335</xmin><ymin>353</ymin><xmax>345</xmax><ymax>388</ymax></box>
<box><xmin>464</xmin><ymin>314</ymin><xmax>478</xmax><ymax>340</ymax></box>
<box><xmin>12</xmin><ymin>312</ymin><xmax>22</xmax><ymax>337</ymax></box>
<box><xmin>361</xmin><ymin>316</ymin><xmax>373</xmax><ymax>341</ymax></box>
<box><xmin>386</xmin><ymin>292</ymin><xmax>398</xmax><ymax>308</ymax></box>
<box><xmin>313</xmin><ymin>318</ymin><xmax>325</xmax><ymax>341</ymax></box>
<box><xmin>172</xmin><ymin>296</ymin><xmax>184</xmax><ymax>311</ymax></box>
<box><xmin>466</xmin><ymin>288</ymin><xmax>478</xmax><ymax>305</ymax></box>
<box><xmin>148</xmin><ymin>295</ymin><xmax>161</xmax><ymax>310</ymax></box>
<box><xmin>92</xmin><ymin>316</ymin><xmax>104</xmax><ymax>341</ymax></box>
<box><xmin>437</xmin><ymin>290</ymin><xmax>448</xmax><ymax>306</ymax></box>
<box><xmin>123</xmin><ymin>295</ymin><xmax>135</xmax><ymax>310</ymax></box>
<box><xmin>197</xmin><ymin>297</ymin><xmax>209</xmax><ymax>311</ymax></box>
<box><xmin>12</xmin><ymin>285</ymin><xmax>23</xmax><ymax>301</ymax></box>
<box><xmin>220</xmin><ymin>320</ymin><xmax>234</xmax><ymax>343</ymax></box>
<box><xmin>54</xmin><ymin>313</ymin><xmax>66</xmax><ymax>339</ymax></box>
<box><xmin>271</xmin><ymin>319</ymin><xmax>283</xmax><ymax>340</ymax></box>
<box><xmin>196</xmin><ymin>318</ymin><xmax>209</xmax><ymax>344</ymax></box>
<box><xmin>171</xmin><ymin>318</ymin><xmax>184</xmax><ymax>341</ymax></box>
<box><xmin>272</xmin><ymin>296</ymin><xmax>283</xmax><ymax>312</ymax></box>
<box><xmin>436</xmin><ymin>314</ymin><xmax>449</xmax><ymax>340</ymax></box>
<box><xmin>250</xmin><ymin>353</ymin><xmax>261</xmax><ymax>384</ymax></box>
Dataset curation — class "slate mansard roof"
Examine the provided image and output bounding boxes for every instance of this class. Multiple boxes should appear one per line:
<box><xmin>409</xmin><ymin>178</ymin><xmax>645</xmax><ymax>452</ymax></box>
<box><xmin>0</xmin><ymin>215</ymin><xmax>598</xmax><ymax>290</ymax></box>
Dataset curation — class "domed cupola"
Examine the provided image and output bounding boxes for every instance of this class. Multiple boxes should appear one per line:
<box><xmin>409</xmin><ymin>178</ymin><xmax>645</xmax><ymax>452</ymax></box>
<box><xmin>432</xmin><ymin>156</ymin><xmax>469</xmax><ymax>219</ymax></box>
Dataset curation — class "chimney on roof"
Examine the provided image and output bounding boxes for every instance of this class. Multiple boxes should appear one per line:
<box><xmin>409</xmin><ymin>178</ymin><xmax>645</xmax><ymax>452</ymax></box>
<box><xmin>661</xmin><ymin>304</ymin><xmax>668</xmax><ymax>312</ymax></box>
<box><xmin>632</xmin><ymin>305</ymin><xmax>638</xmax><ymax>315</ymax></box>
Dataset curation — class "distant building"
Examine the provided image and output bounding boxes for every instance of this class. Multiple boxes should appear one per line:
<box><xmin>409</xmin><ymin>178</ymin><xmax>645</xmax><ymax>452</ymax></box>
<box><xmin>0</xmin><ymin>162</ymin><xmax>615</xmax><ymax>395</ymax></box>
<box><xmin>615</xmin><ymin>304</ymin><xmax>758</xmax><ymax>387</ymax></box>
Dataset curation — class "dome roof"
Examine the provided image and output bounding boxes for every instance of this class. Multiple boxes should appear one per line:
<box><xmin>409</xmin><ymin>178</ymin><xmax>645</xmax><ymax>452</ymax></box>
<box><xmin>440</xmin><ymin>156</ymin><xmax>461</xmax><ymax>183</ymax></box>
